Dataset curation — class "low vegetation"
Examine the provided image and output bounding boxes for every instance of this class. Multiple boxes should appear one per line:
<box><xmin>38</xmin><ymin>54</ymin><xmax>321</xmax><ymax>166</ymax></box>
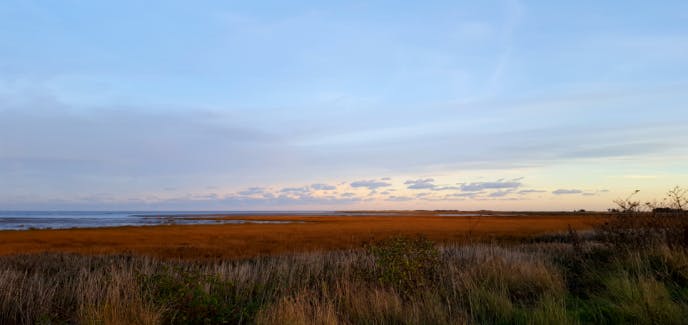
<box><xmin>0</xmin><ymin>187</ymin><xmax>686</xmax><ymax>324</ymax></box>
<box><xmin>0</xmin><ymin>213</ymin><xmax>600</xmax><ymax>259</ymax></box>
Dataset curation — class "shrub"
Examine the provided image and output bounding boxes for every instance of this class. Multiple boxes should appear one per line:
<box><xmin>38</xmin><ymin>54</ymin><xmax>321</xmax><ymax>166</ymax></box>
<box><xmin>597</xmin><ymin>187</ymin><xmax>688</xmax><ymax>249</ymax></box>
<box><xmin>363</xmin><ymin>235</ymin><xmax>441</xmax><ymax>296</ymax></box>
<box><xmin>143</xmin><ymin>266</ymin><xmax>259</xmax><ymax>324</ymax></box>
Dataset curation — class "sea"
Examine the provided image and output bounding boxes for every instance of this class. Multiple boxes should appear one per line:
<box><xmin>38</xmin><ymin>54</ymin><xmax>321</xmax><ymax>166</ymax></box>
<box><xmin>0</xmin><ymin>211</ymin><xmax>334</xmax><ymax>231</ymax></box>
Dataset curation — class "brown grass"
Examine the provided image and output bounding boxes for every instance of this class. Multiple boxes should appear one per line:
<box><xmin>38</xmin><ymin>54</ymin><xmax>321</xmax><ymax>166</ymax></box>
<box><xmin>0</xmin><ymin>212</ymin><xmax>604</xmax><ymax>259</ymax></box>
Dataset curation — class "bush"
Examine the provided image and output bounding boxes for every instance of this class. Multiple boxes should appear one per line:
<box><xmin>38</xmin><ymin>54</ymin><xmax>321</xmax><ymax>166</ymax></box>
<box><xmin>363</xmin><ymin>235</ymin><xmax>441</xmax><ymax>296</ymax></box>
<box><xmin>597</xmin><ymin>187</ymin><xmax>688</xmax><ymax>249</ymax></box>
<box><xmin>143</xmin><ymin>266</ymin><xmax>260</xmax><ymax>324</ymax></box>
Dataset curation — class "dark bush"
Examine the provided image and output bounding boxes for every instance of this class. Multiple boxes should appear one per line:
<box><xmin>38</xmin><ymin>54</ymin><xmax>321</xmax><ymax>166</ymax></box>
<box><xmin>597</xmin><ymin>187</ymin><xmax>688</xmax><ymax>249</ymax></box>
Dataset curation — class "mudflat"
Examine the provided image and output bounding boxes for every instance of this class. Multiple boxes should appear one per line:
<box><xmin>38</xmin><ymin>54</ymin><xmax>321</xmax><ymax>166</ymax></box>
<box><xmin>0</xmin><ymin>211</ymin><xmax>604</xmax><ymax>259</ymax></box>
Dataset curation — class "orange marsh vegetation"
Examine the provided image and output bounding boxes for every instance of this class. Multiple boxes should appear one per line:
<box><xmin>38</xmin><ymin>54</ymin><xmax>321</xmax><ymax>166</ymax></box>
<box><xmin>0</xmin><ymin>211</ymin><xmax>605</xmax><ymax>259</ymax></box>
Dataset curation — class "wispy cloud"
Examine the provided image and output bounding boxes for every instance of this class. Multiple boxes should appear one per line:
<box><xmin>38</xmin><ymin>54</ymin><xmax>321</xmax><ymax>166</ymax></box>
<box><xmin>486</xmin><ymin>0</ymin><xmax>524</xmax><ymax>96</ymax></box>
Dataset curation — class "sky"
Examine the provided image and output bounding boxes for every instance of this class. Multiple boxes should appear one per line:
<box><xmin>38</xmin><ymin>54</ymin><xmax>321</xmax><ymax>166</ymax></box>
<box><xmin>1</xmin><ymin>0</ymin><xmax>687</xmax><ymax>211</ymax></box>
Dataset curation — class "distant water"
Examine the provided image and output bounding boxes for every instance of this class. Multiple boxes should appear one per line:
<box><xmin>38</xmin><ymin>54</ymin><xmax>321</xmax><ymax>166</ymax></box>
<box><xmin>0</xmin><ymin>211</ymin><xmax>327</xmax><ymax>231</ymax></box>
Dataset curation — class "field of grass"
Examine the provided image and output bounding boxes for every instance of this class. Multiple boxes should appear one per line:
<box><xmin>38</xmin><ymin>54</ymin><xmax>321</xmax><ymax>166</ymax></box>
<box><xmin>2</xmin><ymin>210</ymin><xmax>688</xmax><ymax>324</ymax></box>
<box><xmin>2</xmin><ymin>234</ymin><xmax>688</xmax><ymax>324</ymax></box>
<box><xmin>0</xmin><ymin>211</ymin><xmax>601</xmax><ymax>259</ymax></box>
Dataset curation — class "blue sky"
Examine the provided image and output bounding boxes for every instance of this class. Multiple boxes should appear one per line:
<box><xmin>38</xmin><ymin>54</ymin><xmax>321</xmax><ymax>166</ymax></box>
<box><xmin>1</xmin><ymin>1</ymin><xmax>687</xmax><ymax>210</ymax></box>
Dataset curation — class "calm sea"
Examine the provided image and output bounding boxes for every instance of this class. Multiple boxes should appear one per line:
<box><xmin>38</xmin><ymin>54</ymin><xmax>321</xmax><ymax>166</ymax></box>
<box><xmin>0</xmin><ymin>211</ymin><xmax>333</xmax><ymax>230</ymax></box>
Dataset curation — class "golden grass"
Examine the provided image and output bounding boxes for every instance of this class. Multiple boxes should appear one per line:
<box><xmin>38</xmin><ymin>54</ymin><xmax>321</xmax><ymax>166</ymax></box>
<box><xmin>0</xmin><ymin>211</ymin><xmax>604</xmax><ymax>259</ymax></box>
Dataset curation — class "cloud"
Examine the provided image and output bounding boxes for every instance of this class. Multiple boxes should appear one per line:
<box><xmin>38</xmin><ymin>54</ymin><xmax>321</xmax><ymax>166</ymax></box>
<box><xmin>460</xmin><ymin>180</ymin><xmax>522</xmax><ymax>192</ymax></box>
<box><xmin>238</xmin><ymin>187</ymin><xmax>267</xmax><ymax>196</ymax></box>
<box><xmin>221</xmin><ymin>192</ymin><xmax>365</xmax><ymax>208</ymax></box>
<box><xmin>1</xmin><ymin>190</ymin><xmax>367</xmax><ymax>210</ymax></box>
<box><xmin>447</xmin><ymin>192</ymin><xmax>484</xmax><ymax>199</ymax></box>
<box><xmin>433</xmin><ymin>186</ymin><xmax>462</xmax><ymax>191</ymax></box>
<box><xmin>192</xmin><ymin>193</ymin><xmax>219</xmax><ymax>200</ymax></box>
<box><xmin>489</xmin><ymin>190</ymin><xmax>514</xmax><ymax>197</ymax></box>
<box><xmin>552</xmin><ymin>189</ymin><xmax>583</xmax><ymax>195</ymax></box>
<box><xmin>3</xmin><ymin>81</ymin><xmax>688</xmax><ymax>211</ymax></box>
<box><xmin>404</xmin><ymin>178</ymin><xmax>436</xmax><ymax>190</ymax></box>
<box><xmin>404</xmin><ymin>178</ymin><xmax>467</xmax><ymax>191</ymax></box>
<box><xmin>350</xmin><ymin>180</ymin><xmax>392</xmax><ymax>190</ymax></box>
<box><xmin>261</xmin><ymin>192</ymin><xmax>276</xmax><ymax>199</ymax></box>
<box><xmin>280</xmin><ymin>187</ymin><xmax>310</xmax><ymax>194</ymax></box>
<box><xmin>0</xmin><ymin>97</ymin><xmax>314</xmax><ymax>203</ymax></box>
<box><xmin>276</xmin><ymin>187</ymin><xmax>319</xmax><ymax>199</ymax></box>
<box><xmin>518</xmin><ymin>189</ymin><xmax>546</xmax><ymax>195</ymax></box>
<box><xmin>386</xmin><ymin>196</ymin><xmax>413</xmax><ymax>202</ymax></box>
<box><xmin>582</xmin><ymin>189</ymin><xmax>611</xmax><ymax>196</ymax></box>
<box><xmin>311</xmin><ymin>183</ymin><xmax>336</xmax><ymax>191</ymax></box>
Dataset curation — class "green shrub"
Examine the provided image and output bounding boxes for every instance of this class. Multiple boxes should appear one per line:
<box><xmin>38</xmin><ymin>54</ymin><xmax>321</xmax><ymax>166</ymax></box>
<box><xmin>143</xmin><ymin>266</ymin><xmax>262</xmax><ymax>324</ymax></box>
<box><xmin>364</xmin><ymin>235</ymin><xmax>441</xmax><ymax>296</ymax></box>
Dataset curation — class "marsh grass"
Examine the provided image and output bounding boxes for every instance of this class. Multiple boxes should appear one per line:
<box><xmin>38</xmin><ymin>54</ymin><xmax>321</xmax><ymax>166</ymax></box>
<box><xmin>2</xmin><ymin>236</ymin><xmax>688</xmax><ymax>324</ymax></box>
